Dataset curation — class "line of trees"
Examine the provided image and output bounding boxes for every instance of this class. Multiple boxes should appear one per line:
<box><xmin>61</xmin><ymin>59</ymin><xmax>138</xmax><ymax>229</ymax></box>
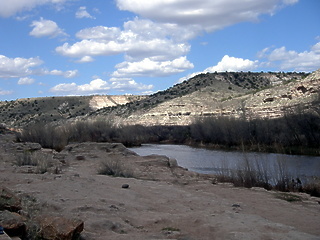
<box><xmin>17</xmin><ymin>109</ymin><xmax>320</xmax><ymax>155</ymax></box>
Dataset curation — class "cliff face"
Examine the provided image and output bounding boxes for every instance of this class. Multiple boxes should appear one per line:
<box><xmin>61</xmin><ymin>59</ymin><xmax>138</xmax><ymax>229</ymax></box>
<box><xmin>89</xmin><ymin>95</ymin><xmax>147</xmax><ymax>110</ymax></box>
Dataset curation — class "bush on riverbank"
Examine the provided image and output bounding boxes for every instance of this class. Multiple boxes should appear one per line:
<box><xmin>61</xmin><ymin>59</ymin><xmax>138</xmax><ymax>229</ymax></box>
<box><xmin>17</xmin><ymin>110</ymin><xmax>320</xmax><ymax>155</ymax></box>
<box><xmin>16</xmin><ymin>112</ymin><xmax>320</xmax><ymax>196</ymax></box>
<box><xmin>212</xmin><ymin>155</ymin><xmax>320</xmax><ymax>197</ymax></box>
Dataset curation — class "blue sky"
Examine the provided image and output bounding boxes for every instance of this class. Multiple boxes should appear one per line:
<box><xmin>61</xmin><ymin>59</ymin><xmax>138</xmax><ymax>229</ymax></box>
<box><xmin>0</xmin><ymin>0</ymin><xmax>319</xmax><ymax>100</ymax></box>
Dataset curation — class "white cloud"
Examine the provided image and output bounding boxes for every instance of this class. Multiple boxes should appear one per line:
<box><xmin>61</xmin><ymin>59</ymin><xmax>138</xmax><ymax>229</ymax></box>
<box><xmin>205</xmin><ymin>55</ymin><xmax>259</xmax><ymax>72</ymax></box>
<box><xmin>29</xmin><ymin>18</ymin><xmax>67</xmax><ymax>38</ymax></box>
<box><xmin>55</xmin><ymin>1</ymin><xmax>299</xmax><ymax>79</ymax></box>
<box><xmin>76</xmin><ymin>26</ymin><xmax>121</xmax><ymax>40</ymax></box>
<box><xmin>0</xmin><ymin>55</ymin><xmax>43</xmax><ymax>78</ymax></box>
<box><xmin>259</xmin><ymin>42</ymin><xmax>320</xmax><ymax>72</ymax></box>
<box><xmin>57</xmin><ymin>18</ymin><xmax>191</xmax><ymax>61</ymax></box>
<box><xmin>112</xmin><ymin>56</ymin><xmax>194</xmax><ymax>77</ymax></box>
<box><xmin>0</xmin><ymin>0</ymin><xmax>70</xmax><ymax>18</ymax></box>
<box><xmin>0</xmin><ymin>89</ymin><xmax>13</xmax><ymax>95</ymax></box>
<box><xmin>56</xmin><ymin>18</ymin><xmax>192</xmax><ymax>77</ymax></box>
<box><xmin>0</xmin><ymin>54</ymin><xmax>78</xmax><ymax>80</ymax></box>
<box><xmin>50</xmin><ymin>78</ymin><xmax>153</xmax><ymax>95</ymax></box>
<box><xmin>76</xmin><ymin>56</ymin><xmax>95</xmax><ymax>63</ymax></box>
<box><xmin>179</xmin><ymin>55</ymin><xmax>258</xmax><ymax>82</ymax></box>
<box><xmin>110</xmin><ymin>78</ymin><xmax>153</xmax><ymax>92</ymax></box>
<box><xmin>56</xmin><ymin>24</ymin><xmax>190</xmax><ymax>61</ymax></box>
<box><xmin>18</xmin><ymin>77</ymin><xmax>35</xmax><ymax>85</ymax></box>
<box><xmin>75</xmin><ymin>6</ymin><xmax>95</xmax><ymax>19</ymax></box>
<box><xmin>49</xmin><ymin>69</ymin><xmax>78</xmax><ymax>78</ymax></box>
<box><xmin>116</xmin><ymin>0</ymin><xmax>297</xmax><ymax>32</ymax></box>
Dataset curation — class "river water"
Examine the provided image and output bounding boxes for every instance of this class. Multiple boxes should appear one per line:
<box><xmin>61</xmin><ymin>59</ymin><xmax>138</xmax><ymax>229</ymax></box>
<box><xmin>130</xmin><ymin>144</ymin><xmax>320</xmax><ymax>180</ymax></box>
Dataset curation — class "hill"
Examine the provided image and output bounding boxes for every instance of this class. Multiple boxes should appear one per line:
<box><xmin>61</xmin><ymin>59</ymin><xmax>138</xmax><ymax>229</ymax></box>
<box><xmin>1</xmin><ymin>70</ymin><xmax>319</xmax><ymax>128</ymax></box>
<box><xmin>88</xmin><ymin>71</ymin><xmax>317</xmax><ymax>126</ymax></box>
<box><xmin>0</xmin><ymin>95</ymin><xmax>145</xmax><ymax>127</ymax></box>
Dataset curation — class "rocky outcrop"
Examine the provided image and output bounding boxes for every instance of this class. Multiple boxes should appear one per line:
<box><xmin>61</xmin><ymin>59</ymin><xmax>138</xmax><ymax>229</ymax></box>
<box><xmin>0</xmin><ymin>186</ymin><xmax>84</xmax><ymax>239</ymax></box>
<box><xmin>37</xmin><ymin>216</ymin><xmax>84</xmax><ymax>240</ymax></box>
<box><xmin>89</xmin><ymin>95</ymin><xmax>146</xmax><ymax>110</ymax></box>
<box><xmin>0</xmin><ymin>210</ymin><xmax>26</xmax><ymax>238</ymax></box>
<box><xmin>0</xmin><ymin>187</ymin><xmax>22</xmax><ymax>212</ymax></box>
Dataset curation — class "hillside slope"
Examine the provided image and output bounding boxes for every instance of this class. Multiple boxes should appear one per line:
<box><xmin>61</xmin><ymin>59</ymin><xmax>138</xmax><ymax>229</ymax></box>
<box><xmin>0</xmin><ymin>95</ymin><xmax>145</xmax><ymax>127</ymax></box>
<box><xmin>89</xmin><ymin>71</ymin><xmax>317</xmax><ymax>126</ymax></box>
<box><xmin>1</xmin><ymin>70</ymin><xmax>319</xmax><ymax>128</ymax></box>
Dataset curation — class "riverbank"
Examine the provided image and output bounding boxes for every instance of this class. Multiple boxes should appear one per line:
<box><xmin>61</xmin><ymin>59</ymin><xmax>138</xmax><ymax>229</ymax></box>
<box><xmin>131</xmin><ymin>143</ymin><xmax>320</xmax><ymax>197</ymax></box>
<box><xmin>1</xmin><ymin>134</ymin><xmax>320</xmax><ymax>239</ymax></box>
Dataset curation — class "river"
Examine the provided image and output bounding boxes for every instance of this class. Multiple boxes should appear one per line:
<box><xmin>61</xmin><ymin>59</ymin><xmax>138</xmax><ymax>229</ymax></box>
<box><xmin>130</xmin><ymin>144</ymin><xmax>320</xmax><ymax>181</ymax></box>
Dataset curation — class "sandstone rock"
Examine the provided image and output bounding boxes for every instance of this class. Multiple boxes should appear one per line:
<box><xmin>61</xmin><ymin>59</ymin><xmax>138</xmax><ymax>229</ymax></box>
<box><xmin>0</xmin><ymin>187</ymin><xmax>22</xmax><ymax>212</ymax></box>
<box><xmin>37</xmin><ymin>216</ymin><xmax>84</xmax><ymax>240</ymax></box>
<box><xmin>0</xmin><ymin>210</ymin><xmax>26</xmax><ymax>237</ymax></box>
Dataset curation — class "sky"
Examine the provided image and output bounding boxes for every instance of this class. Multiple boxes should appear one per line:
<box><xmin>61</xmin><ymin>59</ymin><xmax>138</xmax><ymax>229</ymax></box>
<box><xmin>0</xmin><ymin>0</ymin><xmax>319</xmax><ymax>100</ymax></box>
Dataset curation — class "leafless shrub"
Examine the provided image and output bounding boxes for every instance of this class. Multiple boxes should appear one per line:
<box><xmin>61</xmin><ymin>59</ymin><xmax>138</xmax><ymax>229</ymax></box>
<box><xmin>16</xmin><ymin>151</ymin><xmax>58</xmax><ymax>174</ymax></box>
<box><xmin>98</xmin><ymin>157</ymin><xmax>134</xmax><ymax>178</ymax></box>
<box><xmin>302</xmin><ymin>178</ymin><xmax>320</xmax><ymax>197</ymax></box>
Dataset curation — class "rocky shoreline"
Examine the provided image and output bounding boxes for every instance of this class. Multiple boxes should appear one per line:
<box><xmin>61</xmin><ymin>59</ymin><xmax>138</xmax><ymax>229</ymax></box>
<box><xmin>1</xmin><ymin>133</ymin><xmax>320</xmax><ymax>239</ymax></box>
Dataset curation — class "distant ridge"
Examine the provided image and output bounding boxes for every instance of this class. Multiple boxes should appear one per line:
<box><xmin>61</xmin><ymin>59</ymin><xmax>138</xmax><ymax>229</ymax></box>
<box><xmin>1</xmin><ymin>70</ymin><xmax>319</xmax><ymax>128</ymax></box>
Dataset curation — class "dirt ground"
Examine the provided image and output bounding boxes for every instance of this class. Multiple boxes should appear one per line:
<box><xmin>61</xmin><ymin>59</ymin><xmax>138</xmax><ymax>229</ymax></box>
<box><xmin>1</xmin><ymin>135</ymin><xmax>320</xmax><ymax>240</ymax></box>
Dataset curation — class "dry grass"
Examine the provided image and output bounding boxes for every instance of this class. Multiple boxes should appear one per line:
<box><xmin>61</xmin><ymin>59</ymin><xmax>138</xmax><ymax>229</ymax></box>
<box><xmin>98</xmin><ymin>157</ymin><xmax>134</xmax><ymax>178</ymax></box>
<box><xmin>15</xmin><ymin>151</ymin><xmax>59</xmax><ymax>174</ymax></box>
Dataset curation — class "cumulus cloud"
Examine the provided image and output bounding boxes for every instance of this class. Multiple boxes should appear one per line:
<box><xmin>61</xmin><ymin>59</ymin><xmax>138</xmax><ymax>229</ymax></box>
<box><xmin>18</xmin><ymin>77</ymin><xmax>35</xmax><ymax>85</ymax></box>
<box><xmin>109</xmin><ymin>78</ymin><xmax>153</xmax><ymax>92</ymax></box>
<box><xmin>0</xmin><ymin>55</ymin><xmax>43</xmax><ymax>78</ymax></box>
<box><xmin>179</xmin><ymin>55</ymin><xmax>258</xmax><ymax>82</ymax></box>
<box><xmin>58</xmin><ymin>18</ymin><xmax>193</xmax><ymax>61</ymax></box>
<box><xmin>76</xmin><ymin>26</ymin><xmax>121</xmax><ymax>40</ymax></box>
<box><xmin>50</xmin><ymin>78</ymin><xmax>153</xmax><ymax>95</ymax></box>
<box><xmin>56</xmin><ymin>18</ymin><xmax>193</xmax><ymax>77</ymax></box>
<box><xmin>49</xmin><ymin>69</ymin><xmax>78</xmax><ymax>78</ymax></box>
<box><xmin>0</xmin><ymin>54</ymin><xmax>78</xmax><ymax>80</ymax></box>
<box><xmin>0</xmin><ymin>0</ymin><xmax>70</xmax><ymax>18</ymax></box>
<box><xmin>75</xmin><ymin>6</ymin><xmax>95</xmax><ymax>19</ymax></box>
<box><xmin>112</xmin><ymin>57</ymin><xmax>194</xmax><ymax>77</ymax></box>
<box><xmin>258</xmin><ymin>42</ymin><xmax>320</xmax><ymax>72</ymax></box>
<box><xmin>56</xmin><ymin>21</ymin><xmax>190</xmax><ymax>61</ymax></box>
<box><xmin>116</xmin><ymin>0</ymin><xmax>297</xmax><ymax>32</ymax></box>
<box><xmin>29</xmin><ymin>18</ymin><xmax>67</xmax><ymax>38</ymax></box>
<box><xmin>55</xmin><ymin>0</ymin><xmax>300</xmax><ymax>79</ymax></box>
<box><xmin>205</xmin><ymin>55</ymin><xmax>259</xmax><ymax>72</ymax></box>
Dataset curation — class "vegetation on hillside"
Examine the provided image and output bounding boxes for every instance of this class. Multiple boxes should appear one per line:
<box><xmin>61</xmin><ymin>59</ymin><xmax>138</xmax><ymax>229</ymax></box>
<box><xmin>90</xmin><ymin>71</ymin><xmax>308</xmax><ymax>118</ymax></box>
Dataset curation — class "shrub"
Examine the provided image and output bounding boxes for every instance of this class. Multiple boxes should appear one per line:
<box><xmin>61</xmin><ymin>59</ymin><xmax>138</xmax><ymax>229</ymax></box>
<box><xmin>275</xmin><ymin>193</ymin><xmax>302</xmax><ymax>202</ymax></box>
<box><xmin>302</xmin><ymin>181</ymin><xmax>320</xmax><ymax>197</ymax></box>
<box><xmin>16</xmin><ymin>151</ymin><xmax>55</xmax><ymax>174</ymax></box>
<box><xmin>98</xmin><ymin>157</ymin><xmax>134</xmax><ymax>178</ymax></box>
